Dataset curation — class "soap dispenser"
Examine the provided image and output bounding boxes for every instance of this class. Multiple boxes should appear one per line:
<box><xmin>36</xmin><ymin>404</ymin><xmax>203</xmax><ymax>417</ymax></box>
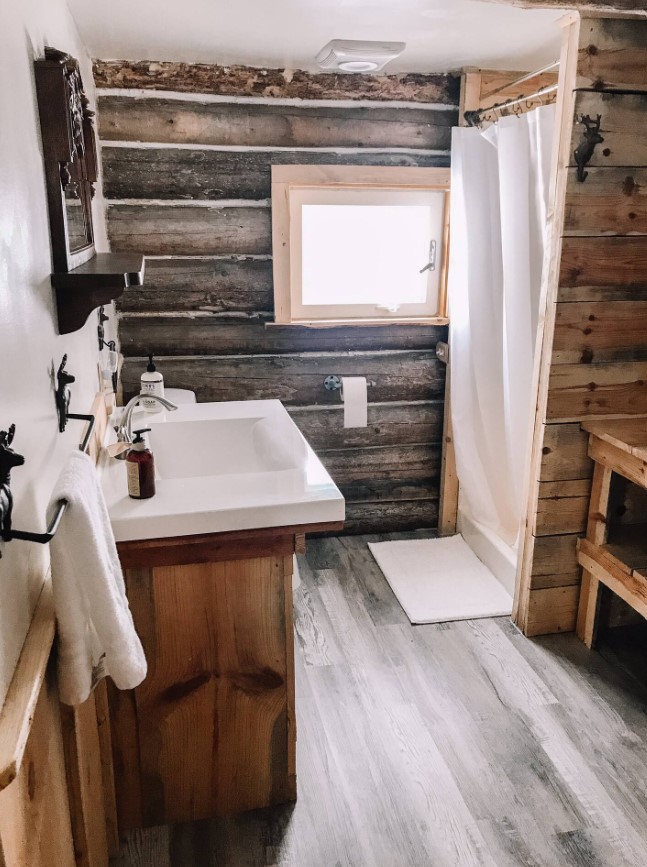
<box><xmin>126</xmin><ymin>428</ymin><xmax>156</xmax><ymax>499</ymax></box>
<box><xmin>141</xmin><ymin>354</ymin><xmax>164</xmax><ymax>412</ymax></box>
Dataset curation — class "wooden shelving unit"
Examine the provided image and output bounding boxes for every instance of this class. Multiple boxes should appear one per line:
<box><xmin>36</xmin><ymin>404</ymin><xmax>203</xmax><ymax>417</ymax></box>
<box><xmin>576</xmin><ymin>418</ymin><xmax>647</xmax><ymax>646</ymax></box>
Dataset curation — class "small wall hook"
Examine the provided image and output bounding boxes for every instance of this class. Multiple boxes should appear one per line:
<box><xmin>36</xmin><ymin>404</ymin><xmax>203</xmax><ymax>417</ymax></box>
<box><xmin>56</xmin><ymin>354</ymin><xmax>76</xmax><ymax>433</ymax></box>
<box><xmin>0</xmin><ymin>425</ymin><xmax>26</xmax><ymax>549</ymax></box>
<box><xmin>574</xmin><ymin>114</ymin><xmax>604</xmax><ymax>183</ymax></box>
<box><xmin>98</xmin><ymin>306</ymin><xmax>116</xmax><ymax>353</ymax></box>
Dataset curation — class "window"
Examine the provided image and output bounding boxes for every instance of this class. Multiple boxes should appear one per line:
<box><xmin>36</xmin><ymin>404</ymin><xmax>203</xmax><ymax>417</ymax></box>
<box><xmin>272</xmin><ymin>165</ymin><xmax>450</xmax><ymax>326</ymax></box>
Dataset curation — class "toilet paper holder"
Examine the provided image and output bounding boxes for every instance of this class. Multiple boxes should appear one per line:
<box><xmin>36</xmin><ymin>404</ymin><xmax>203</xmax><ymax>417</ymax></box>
<box><xmin>324</xmin><ymin>375</ymin><xmax>374</xmax><ymax>393</ymax></box>
<box><xmin>324</xmin><ymin>375</ymin><xmax>343</xmax><ymax>392</ymax></box>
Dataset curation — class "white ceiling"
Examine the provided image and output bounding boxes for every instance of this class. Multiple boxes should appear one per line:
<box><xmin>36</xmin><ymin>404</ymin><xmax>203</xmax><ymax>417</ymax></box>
<box><xmin>67</xmin><ymin>0</ymin><xmax>565</xmax><ymax>75</ymax></box>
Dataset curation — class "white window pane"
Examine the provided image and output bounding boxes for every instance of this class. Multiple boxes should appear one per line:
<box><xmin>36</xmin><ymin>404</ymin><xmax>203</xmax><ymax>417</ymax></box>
<box><xmin>300</xmin><ymin>204</ymin><xmax>433</xmax><ymax>310</ymax></box>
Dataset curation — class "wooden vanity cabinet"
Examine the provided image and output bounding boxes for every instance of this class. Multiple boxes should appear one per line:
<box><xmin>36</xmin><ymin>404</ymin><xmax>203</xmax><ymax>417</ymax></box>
<box><xmin>108</xmin><ymin>524</ymin><xmax>339</xmax><ymax>831</ymax></box>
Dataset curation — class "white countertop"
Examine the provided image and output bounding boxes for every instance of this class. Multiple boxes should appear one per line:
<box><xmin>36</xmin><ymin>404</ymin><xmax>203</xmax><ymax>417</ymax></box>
<box><xmin>101</xmin><ymin>399</ymin><xmax>345</xmax><ymax>542</ymax></box>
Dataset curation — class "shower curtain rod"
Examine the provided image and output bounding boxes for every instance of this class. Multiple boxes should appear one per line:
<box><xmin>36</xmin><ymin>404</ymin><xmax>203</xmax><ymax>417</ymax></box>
<box><xmin>479</xmin><ymin>60</ymin><xmax>560</xmax><ymax>102</ymax></box>
<box><xmin>464</xmin><ymin>60</ymin><xmax>560</xmax><ymax>128</ymax></box>
<box><xmin>464</xmin><ymin>83</ymin><xmax>558</xmax><ymax>128</ymax></box>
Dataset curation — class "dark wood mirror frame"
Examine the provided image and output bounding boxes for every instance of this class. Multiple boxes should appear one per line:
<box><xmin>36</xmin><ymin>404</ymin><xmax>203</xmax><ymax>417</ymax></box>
<box><xmin>34</xmin><ymin>47</ymin><xmax>144</xmax><ymax>335</ymax></box>
<box><xmin>34</xmin><ymin>47</ymin><xmax>98</xmax><ymax>273</ymax></box>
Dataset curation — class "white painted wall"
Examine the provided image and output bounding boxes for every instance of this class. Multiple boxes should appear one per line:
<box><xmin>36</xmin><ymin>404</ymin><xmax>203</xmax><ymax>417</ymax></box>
<box><xmin>0</xmin><ymin>0</ymin><xmax>114</xmax><ymax>707</ymax></box>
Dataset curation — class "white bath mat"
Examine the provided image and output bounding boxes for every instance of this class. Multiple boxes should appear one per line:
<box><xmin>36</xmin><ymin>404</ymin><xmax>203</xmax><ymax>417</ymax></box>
<box><xmin>368</xmin><ymin>535</ymin><xmax>513</xmax><ymax>625</ymax></box>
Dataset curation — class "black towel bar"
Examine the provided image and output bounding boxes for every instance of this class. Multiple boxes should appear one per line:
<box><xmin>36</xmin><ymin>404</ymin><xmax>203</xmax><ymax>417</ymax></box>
<box><xmin>0</xmin><ymin>412</ymin><xmax>96</xmax><ymax>546</ymax></box>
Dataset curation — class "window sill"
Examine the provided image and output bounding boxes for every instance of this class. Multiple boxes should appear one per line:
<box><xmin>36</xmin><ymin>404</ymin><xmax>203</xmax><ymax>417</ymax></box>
<box><xmin>267</xmin><ymin>316</ymin><xmax>449</xmax><ymax>329</ymax></box>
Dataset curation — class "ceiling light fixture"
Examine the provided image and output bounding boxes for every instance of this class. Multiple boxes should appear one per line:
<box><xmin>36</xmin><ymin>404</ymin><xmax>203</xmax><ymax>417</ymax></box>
<box><xmin>316</xmin><ymin>40</ymin><xmax>406</xmax><ymax>74</ymax></box>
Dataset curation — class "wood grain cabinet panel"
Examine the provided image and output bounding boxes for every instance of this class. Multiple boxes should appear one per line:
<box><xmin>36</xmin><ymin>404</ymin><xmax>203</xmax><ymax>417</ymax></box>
<box><xmin>111</xmin><ymin>541</ymin><xmax>297</xmax><ymax>831</ymax></box>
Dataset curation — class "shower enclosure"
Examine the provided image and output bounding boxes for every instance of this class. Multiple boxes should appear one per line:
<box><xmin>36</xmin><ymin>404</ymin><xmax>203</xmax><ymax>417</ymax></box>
<box><xmin>447</xmin><ymin>101</ymin><xmax>557</xmax><ymax>594</ymax></box>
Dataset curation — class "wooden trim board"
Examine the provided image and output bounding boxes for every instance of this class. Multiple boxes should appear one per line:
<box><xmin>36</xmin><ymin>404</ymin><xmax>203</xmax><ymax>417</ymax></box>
<box><xmin>513</xmin><ymin>15</ymin><xmax>581</xmax><ymax>633</ymax></box>
<box><xmin>0</xmin><ymin>582</ymin><xmax>56</xmax><ymax>792</ymax></box>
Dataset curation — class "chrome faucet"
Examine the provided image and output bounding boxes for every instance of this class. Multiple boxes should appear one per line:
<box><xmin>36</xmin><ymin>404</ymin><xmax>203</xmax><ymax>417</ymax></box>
<box><xmin>113</xmin><ymin>392</ymin><xmax>179</xmax><ymax>457</ymax></box>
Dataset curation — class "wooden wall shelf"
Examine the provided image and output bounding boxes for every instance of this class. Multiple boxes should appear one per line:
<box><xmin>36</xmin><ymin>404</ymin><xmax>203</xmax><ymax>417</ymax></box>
<box><xmin>53</xmin><ymin>253</ymin><xmax>145</xmax><ymax>334</ymax></box>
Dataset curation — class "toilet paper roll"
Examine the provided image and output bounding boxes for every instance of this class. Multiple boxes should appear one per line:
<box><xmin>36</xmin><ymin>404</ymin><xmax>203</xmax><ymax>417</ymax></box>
<box><xmin>342</xmin><ymin>376</ymin><xmax>368</xmax><ymax>428</ymax></box>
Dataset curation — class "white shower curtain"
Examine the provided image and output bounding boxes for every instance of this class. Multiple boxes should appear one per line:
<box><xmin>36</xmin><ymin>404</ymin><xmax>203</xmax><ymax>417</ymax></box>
<box><xmin>448</xmin><ymin>104</ymin><xmax>556</xmax><ymax>548</ymax></box>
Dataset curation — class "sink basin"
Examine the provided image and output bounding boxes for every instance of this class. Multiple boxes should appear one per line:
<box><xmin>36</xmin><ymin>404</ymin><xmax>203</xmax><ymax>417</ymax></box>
<box><xmin>149</xmin><ymin>415</ymin><xmax>303</xmax><ymax>479</ymax></box>
<box><xmin>101</xmin><ymin>399</ymin><xmax>344</xmax><ymax>542</ymax></box>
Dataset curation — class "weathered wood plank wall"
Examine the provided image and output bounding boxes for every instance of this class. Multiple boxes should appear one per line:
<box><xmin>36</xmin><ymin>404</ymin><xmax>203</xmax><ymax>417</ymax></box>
<box><xmin>96</xmin><ymin>61</ymin><xmax>459</xmax><ymax>534</ymax></box>
<box><xmin>521</xmin><ymin>18</ymin><xmax>647</xmax><ymax>635</ymax></box>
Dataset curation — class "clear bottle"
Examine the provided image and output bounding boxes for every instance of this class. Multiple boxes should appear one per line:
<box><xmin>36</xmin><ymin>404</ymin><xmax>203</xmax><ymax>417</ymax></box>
<box><xmin>141</xmin><ymin>354</ymin><xmax>164</xmax><ymax>412</ymax></box>
<box><xmin>126</xmin><ymin>429</ymin><xmax>156</xmax><ymax>499</ymax></box>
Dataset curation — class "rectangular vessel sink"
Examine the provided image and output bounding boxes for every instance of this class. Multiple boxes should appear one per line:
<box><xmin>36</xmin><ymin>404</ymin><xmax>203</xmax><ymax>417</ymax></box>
<box><xmin>101</xmin><ymin>399</ymin><xmax>345</xmax><ymax>541</ymax></box>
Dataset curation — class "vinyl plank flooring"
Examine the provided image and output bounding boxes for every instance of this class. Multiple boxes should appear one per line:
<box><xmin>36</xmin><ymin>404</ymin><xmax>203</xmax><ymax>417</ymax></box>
<box><xmin>112</xmin><ymin>532</ymin><xmax>647</xmax><ymax>867</ymax></box>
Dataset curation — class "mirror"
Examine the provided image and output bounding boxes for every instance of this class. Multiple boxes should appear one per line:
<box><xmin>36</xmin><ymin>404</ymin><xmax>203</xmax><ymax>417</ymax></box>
<box><xmin>34</xmin><ymin>47</ymin><xmax>98</xmax><ymax>272</ymax></box>
<box><xmin>64</xmin><ymin>171</ymin><xmax>92</xmax><ymax>253</ymax></box>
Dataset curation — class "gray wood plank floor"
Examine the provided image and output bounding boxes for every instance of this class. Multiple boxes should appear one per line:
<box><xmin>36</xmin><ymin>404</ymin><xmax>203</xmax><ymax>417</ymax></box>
<box><xmin>112</xmin><ymin>532</ymin><xmax>647</xmax><ymax>867</ymax></box>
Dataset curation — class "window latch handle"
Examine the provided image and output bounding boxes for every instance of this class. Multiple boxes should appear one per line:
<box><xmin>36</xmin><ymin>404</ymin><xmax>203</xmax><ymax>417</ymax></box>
<box><xmin>419</xmin><ymin>240</ymin><xmax>437</xmax><ymax>274</ymax></box>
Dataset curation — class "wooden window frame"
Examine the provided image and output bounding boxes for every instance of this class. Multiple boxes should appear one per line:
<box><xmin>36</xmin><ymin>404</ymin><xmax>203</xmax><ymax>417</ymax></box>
<box><xmin>271</xmin><ymin>165</ymin><xmax>451</xmax><ymax>327</ymax></box>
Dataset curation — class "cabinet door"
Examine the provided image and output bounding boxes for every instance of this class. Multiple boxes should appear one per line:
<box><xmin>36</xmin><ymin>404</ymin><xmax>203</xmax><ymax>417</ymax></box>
<box><xmin>115</xmin><ymin>555</ymin><xmax>295</xmax><ymax>830</ymax></box>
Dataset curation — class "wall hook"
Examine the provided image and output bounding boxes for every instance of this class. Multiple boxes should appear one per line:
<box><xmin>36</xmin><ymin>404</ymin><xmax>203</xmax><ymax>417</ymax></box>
<box><xmin>97</xmin><ymin>306</ymin><xmax>116</xmax><ymax>353</ymax></box>
<box><xmin>56</xmin><ymin>354</ymin><xmax>76</xmax><ymax>433</ymax></box>
<box><xmin>55</xmin><ymin>354</ymin><xmax>97</xmax><ymax>441</ymax></box>
<box><xmin>0</xmin><ymin>425</ymin><xmax>26</xmax><ymax>549</ymax></box>
<box><xmin>574</xmin><ymin>114</ymin><xmax>604</xmax><ymax>183</ymax></box>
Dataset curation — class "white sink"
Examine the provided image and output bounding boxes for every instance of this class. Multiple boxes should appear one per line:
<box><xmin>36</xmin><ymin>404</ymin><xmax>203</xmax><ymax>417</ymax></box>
<box><xmin>101</xmin><ymin>400</ymin><xmax>345</xmax><ymax>542</ymax></box>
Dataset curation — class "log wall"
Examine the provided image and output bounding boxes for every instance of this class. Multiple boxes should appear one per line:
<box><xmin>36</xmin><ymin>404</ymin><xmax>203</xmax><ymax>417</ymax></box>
<box><xmin>96</xmin><ymin>61</ymin><xmax>459</xmax><ymax>534</ymax></box>
<box><xmin>519</xmin><ymin>18</ymin><xmax>647</xmax><ymax>636</ymax></box>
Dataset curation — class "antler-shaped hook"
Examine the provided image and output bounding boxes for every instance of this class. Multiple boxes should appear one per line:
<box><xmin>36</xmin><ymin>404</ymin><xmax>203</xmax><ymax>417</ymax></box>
<box><xmin>56</xmin><ymin>354</ymin><xmax>76</xmax><ymax>432</ymax></box>
<box><xmin>0</xmin><ymin>425</ymin><xmax>25</xmax><ymax>549</ymax></box>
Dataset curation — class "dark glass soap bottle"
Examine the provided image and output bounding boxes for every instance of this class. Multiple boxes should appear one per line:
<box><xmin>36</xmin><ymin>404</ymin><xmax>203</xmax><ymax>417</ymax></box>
<box><xmin>126</xmin><ymin>428</ymin><xmax>156</xmax><ymax>499</ymax></box>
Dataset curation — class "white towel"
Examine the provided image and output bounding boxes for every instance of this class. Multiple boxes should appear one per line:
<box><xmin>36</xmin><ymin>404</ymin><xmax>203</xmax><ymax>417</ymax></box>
<box><xmin>49</xmin><ymin>450</ymin><xmax>147</xmax><ymax>705</ymax></box>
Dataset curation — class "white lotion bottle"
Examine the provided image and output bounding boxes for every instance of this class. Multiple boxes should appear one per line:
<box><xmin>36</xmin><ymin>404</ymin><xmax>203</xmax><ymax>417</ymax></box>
<box><xmin>140</xmin><ymin>354</ymin><xmax>165</xmax><ymax>412</ymax></box>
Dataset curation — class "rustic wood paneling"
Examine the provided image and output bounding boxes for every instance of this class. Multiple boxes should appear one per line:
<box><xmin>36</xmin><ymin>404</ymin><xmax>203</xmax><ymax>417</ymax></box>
<box><xmin>520</xmin><ymin>17</ymin><xmax>647</xmax><ymax>638</ymax></box>
<box><xmin>547</xmin><ymin>362</ymin><xmax>647</xmax><ymax>421</ymax></box>
<box><xmin>60</xmin><ymin>697</ymin><xmax>109</xmax><ymax>867</ymax></box>
<box><xmin>553</xmin><ymin>300</ymin><xmax>647</xmax><ymax>364</ymax></box>
<box><xmin>121</xmin><ymin>351</ymin><xmax>445</xmax><ymax>405</ymax></box>
<box><xmin>107</xmin><ymin>205</ymin><xmax>271</xmax><ymax>255</ymax></box>
<box><xmin>577</xmin><ymin>19</ymin><xmax>647</xmax><ymax>91</ymax></box>
<box><xmin>535</xmin><ymin>480</ymin><xmax>590</xmax><ymax>536</ymax></box>
<box><xmin>118</xmin><ymin>257</ymin><xmax>273</xmax><ymax>314</ymax></box>
<box><xmin>119</xmin><ymin>315</ymin><xmax>445</xmax><ymax>356</ymax></box>
<box><xmin>98</xmin><ymin>96</ymin><xmax>455</xmax><ymax>149</ymax></box>
<box><xmin>288</xmin><ymin>402</ymin><xmax>444</xmax><ymax>449</ymax></box>
<box><xmin>93</xmin><ymin>60</ymin><xmax>460</xmax><ymax>105</ymax></box>
<box><xmin>530</xmin><ymin>534</ymin><xmax>581</xmax><ymax>588</ymax></box>
<box><xmin>320</xmin><ymin>443</ymin><xmax>440</xmax><ymax>484</ymax></box>
<box><xmin>484</xmin><ymin>0</ymin><xmax>646</xmax><ymax>16</ymax></box>
<box><xmin>525</xmin><ymin>586</ymin><xmax>580</xmax><ymax>637</ymax></box>
<box><xmin>540</xmin><ymin>422</ymin><xmax>592</xmax><ymax>481</ymax></box>
<box><xmin>571</xmin><ymin>92</ymin><xmax>647</xmax><ymax>170</ymax></box>
<box><xmin>336</xmin><ymin>476</ymin><xmax>439</xmax><ymax>503</ymax></box>
<box><xmin>564</xmin><ymin>168</ymin><xmax>647</xmax><ymax>237</ymax></box>
<box><xmin>342</xmin><ymin>499</ymin><xmax>439</xmax><ymax>535</ymax></box>
<box><xmin>101</xmin><ymin>60</ymin><xmax>454</xmax><ymax>536</ymax></box>
<box><xmin>559</xmin><ymin>237</ymin><xmax>647</xmax><ymax>302</ymax></box>
<box><xmin>0</xmin><ymin>667</ymin><xmax>75</xmax><ymax>867</ymax></box>
<box><xmin>103</xmin><ymin>147</ymin><xmax>449</xmax><ymax>201</ymax></box>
